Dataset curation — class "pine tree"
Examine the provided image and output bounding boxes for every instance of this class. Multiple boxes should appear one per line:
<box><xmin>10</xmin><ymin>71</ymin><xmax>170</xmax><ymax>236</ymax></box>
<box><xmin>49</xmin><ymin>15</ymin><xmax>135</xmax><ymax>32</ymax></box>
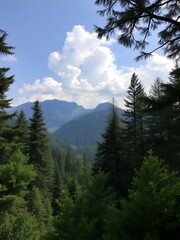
<box><xmin>118</xmin><ymin>151</ymin><xmax>180</xmax><ymax>240</ymax></box>
<box><xmin>95</xmin><ymin>1</ymin><xmax>180</xmax><ymax>62</ymax></box>
<box><xmin>0</xmin><ymin>67</ymin><xmax>16</xmax><ymax>163</ymax></box>
<box><xmin>143</xmin><ymin>78</ymin><xmax>169</xmax><ymax>157</ymax></box>
<box><xmin>93</xmin><ymin>102</ymin><xmax>127</xmax><ymax>196</ymax></box>
<box><xmin>142</xmin><ymin>68</ymin><xmax>180</xmax><ymax>171</ymax></box>
<box><xmin>0</xmin><ymin>30</ymin><xmax>41</xmax><ymax>239</ymax></box>
<box><xmin>14</xmin><ymin>110</ymin><xmax>29</xmax><ymax>154</ymax></box>
<box><xmin>46</xmin><ymin>172</ymin><xmax>113</xmax><ymax>240</ymax></box>
<box><xmin>161</xmin><ymin>66</ymin><xmax>180</xmax><ymax>170</ymax></box>
<box><xmin>0</xmin><ymin>149</ymin><xmax>36</xmax><ymax>214</ymax></box>
<box><xmin>27</xmin><ymin>186</ymin><xmax>47</xmax><ymax>231</ymax></box>
<box><xmin>28</xmin><ymin>100</ymin><xmax>54</xmax><ymax>196</ymax></box>
<box><xmin>123</xmin><ymin>73</ymin><xmax>146</xmax><ymax>168</ymax></box>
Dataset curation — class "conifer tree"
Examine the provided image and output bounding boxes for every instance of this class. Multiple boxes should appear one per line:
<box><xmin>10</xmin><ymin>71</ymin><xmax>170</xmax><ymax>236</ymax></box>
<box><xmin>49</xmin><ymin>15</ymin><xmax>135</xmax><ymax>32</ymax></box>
<box><xmin>0</xmin><ymin>29</ymin><xmax>41</xmax><ymax>239</ymax></box>
<box><xmin>14</xmin><ymin>110</ymin><xmax>29</xmax><ymax>154</ymax></box>
<box><xmin>0</xmin><ymin>150</ymin><xmax>39</xmax><ymax>239</ymax></box>
<box><xmin>161</xmin><ymin>66</ymin><xmax>180</xmax><ymax>170</ymax></box>
<box><xmin>118</xmin><ymin>152</ymin><xmax>180</xmax><ymax>240</ymax></box>
<box><xmin>95</xmin><ymin>1</ymin><xmax>180</xmax><ymax>62</ymax></box>
<box><xmin>46</xmin><ymin>172</ymin><xmax>113</xmax><ymax>240</ymax></box>
<box><xmin>142</xmin><ymin>68</ymin><xmax>180</xmax><ymax>171</ymax></box>
<box><xmin>143</xmin><ymin>78</ymin><xmax>168</xmax><ymax>157</ymax></box>
<box><xmin>123</xmin><ymin>73</ymin><xmax>146</xmax><ymax>168</ymax></box>
<box><xmin>28</xmin><ymin>100</ymin><xmax>54</xmax><ymax>196</ymax></box>
<box><xmin>93</xmin><ymin>102</ymin><xmax>127</xmax><ymax>196</ymax></box>
<box><xmin>0</xmin><ymin>31</ymin><xmax>16</xmax><ymax>163</ymax></box>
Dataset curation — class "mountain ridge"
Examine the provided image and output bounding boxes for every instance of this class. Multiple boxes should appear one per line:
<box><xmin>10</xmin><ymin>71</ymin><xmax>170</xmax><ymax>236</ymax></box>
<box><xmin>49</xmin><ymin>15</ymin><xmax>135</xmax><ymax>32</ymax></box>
<box><xmin>10</xmin><ymin>99</ymin><xmax>90</xmax><ymax>128</ymax></box>
<box><xmin>10</xmin><ymin>99</ymin><xmax>124</xmax><ymax>148</ymax></box>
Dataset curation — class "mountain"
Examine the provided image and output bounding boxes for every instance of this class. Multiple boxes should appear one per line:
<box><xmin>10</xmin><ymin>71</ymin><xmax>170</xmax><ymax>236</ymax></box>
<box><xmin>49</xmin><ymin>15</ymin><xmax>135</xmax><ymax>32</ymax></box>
<box><xmin>92</xmin><ymin>102</ymin><xmax>114</xmax><ymax>112</ymax></box>
<box><xmin>10</xmin><ymin>100</ymin><xmax>124</xmax><ymax>149</ymax></box>
<box><xmin>10</xmin><ymin>99</ymin><xmax>89</xmax><ymax>128</ymax></box>
<box><xmin>54</xmin><ymin>104</ymin><xmax>124</xmax><ymax>147</ymax></box>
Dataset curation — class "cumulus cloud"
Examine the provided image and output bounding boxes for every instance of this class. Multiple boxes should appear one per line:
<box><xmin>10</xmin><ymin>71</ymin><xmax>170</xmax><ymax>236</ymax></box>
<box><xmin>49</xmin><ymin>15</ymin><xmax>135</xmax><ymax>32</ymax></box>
<box><xmin>18</xmin><ymin>25</ymin><xmax>174</xmax><ymax>108</ymax></box>
<box><xmin>18</xmin><ymin>77</ymin><xmax>72</xmax><ymax>104</ymax></box>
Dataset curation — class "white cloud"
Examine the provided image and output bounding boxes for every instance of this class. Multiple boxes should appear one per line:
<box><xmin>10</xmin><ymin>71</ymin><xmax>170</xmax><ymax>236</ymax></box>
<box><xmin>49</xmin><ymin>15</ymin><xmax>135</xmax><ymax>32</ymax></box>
<box><xmin>17</xmin><ymin>25</ymin><xmax>175</xmax><ymax>108</ymax></box>
<box><xmin>18</xmin><ymin>77</ymin><xmax>72</xmax><ymax>103</ymax></box>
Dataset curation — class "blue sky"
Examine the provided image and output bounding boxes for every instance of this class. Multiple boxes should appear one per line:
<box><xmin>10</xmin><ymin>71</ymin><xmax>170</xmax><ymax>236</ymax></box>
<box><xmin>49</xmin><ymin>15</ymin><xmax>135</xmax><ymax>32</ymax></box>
<box><xmin>0</xmin><ymin>0</ymin><xmax>175</xmax><ymax>108</ymax></box>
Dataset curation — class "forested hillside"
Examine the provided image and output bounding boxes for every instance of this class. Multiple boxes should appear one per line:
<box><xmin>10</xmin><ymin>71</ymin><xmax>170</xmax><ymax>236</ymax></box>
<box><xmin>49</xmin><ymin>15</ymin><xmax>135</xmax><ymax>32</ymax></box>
<box><xmin>54</xmin><ymin>106</ymin><xmax>124</xmax><ymax>147</ymax></box>
<box><xmin>1</xmin><ymin>0</ymin><xmax>180</xmax><ymax>238</ymax></box>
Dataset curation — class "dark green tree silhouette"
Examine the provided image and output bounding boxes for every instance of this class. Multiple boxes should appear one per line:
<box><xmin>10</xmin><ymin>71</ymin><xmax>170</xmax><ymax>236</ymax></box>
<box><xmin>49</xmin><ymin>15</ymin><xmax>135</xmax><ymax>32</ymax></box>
<box><xmin>0</xmin><ymin>29</ymin><xmax>41</xmax><ymax>239</ymax></box>
<box><xmin>95</xmin><ymin>0</ymin><xmax>180</xmax><ymax>61</ymax></box>
<box><xmin>123</xmin><ymin>73</ymin><xmax>146</xmax><ymax>168</ymax></box>
<box><xmin>118</xmin><ymin>151</ymin><xmax>180</xmax><ymax>240</ymax></box>
<box><xmin>93</xmin><ymin>103</ymin><xmax>127</xmax><ymax>196</ymax></box>
<box><xmin>45</xmin><ymin>172</ymin><xmax>113</xmax><ymax>240</ymax></box>
<box><xmin>14</xmin><ymin>110</ymin><xmax>29</xmax><ymax>154</ymax></box>
<box><xmin>142</xmin><ymin>67</ymin><xmax>180</xmax><ymax>171</ymax></box>
<box><xmin>0</xmin><ymin>29</ymin><xmax>16</xmax><ymax>164</ymax></box>
<box><xmin>28</xmin><ymin>100</ymin><xmax>54</xmax><ymax>196</ymax></box>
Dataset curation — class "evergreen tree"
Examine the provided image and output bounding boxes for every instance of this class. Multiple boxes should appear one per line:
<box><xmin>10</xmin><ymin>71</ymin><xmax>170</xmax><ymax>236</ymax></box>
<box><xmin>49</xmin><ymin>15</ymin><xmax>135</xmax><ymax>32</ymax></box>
<box><xmin>27</xmin><ymin>186</ymin><xmax>47</xmax><ymax>231</ymax></box>
<box><xmin>142</xmin><ymin>68</ymin><xmax>180</xmax><ymax>171</ymax></box>
<box><xmin>0</xmin><ymin>29</ymin><xmax>41</xmax><ymax>240</ymax></box>
<box><xmin>143</xmin><ymin>78</ymin><xmax>169</xmax><ymax>159</ymax></box>
<box><xmin>161</xmin><ymin>66</ymin><xmax>180</xmax><ymax>170</ymax></box>
<box><xmin>0</xmin><ymin>66</ymin><xmax>16</xmax><ymax>163</ymax></box>
<box><xmin>45</xmin><ymin>172</ymin><xmax>113</xmax><ymax>240</ymax></box>
<box><xmin>0</xmin><ymin>150</ymin><xmax>38</xmax><ymax>239</ymax></box>
<box><xmin>0</xmin><ymin>29</ymin><xmax>14</xmax><ymax>55</ymax></box>
<box><xmin>51</xmin><ymin>147</ymin><xmax>65</xmax><ymax>215</ymax></box>
<box><xmin>95</xmin><ymin>0</ymin><xmax>180</xmax><ymax>61</ymax></box>
<box><xmin>117</xmin><ymin>151</ymin><xmax>180</xmax><ymax>240</ymax></box>
<box><xmin>28</xmin><ymin>100</ymin><xmax>54</xmax><ymax>196</ymax></box>
<box><xmin>93</xmin><ymin>102</ymin><xmax>127</xmax><ymax>196</ymax></box>
<box><xmin>123</xmin><ymin>73</ymin><xmax>146</xmax><ymax>168</ymax></box>
<box><xmin>0</xmin><ymin>150</ymin><xmax>36</xmax><ymax>214</ymax></box>
<box><xmin>14</xmin><ymin>110</ymin><xmax>29</xmax><ymax>154</ymax></box>
<box><xmin>64</xmin><ymin>147</ymin><xmax>74</xmax><ymax>176</ymax></box>
<box><xmin>0</xmin><ymin>210</ymin><xmax>40</xmax><ymax>240</ymax></box>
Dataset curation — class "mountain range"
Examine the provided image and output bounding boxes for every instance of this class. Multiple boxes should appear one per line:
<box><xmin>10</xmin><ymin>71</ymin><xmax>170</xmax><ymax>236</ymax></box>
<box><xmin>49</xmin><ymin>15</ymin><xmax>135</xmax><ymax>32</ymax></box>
<box><xmin>10</xmin><ymin>99</ymin><xmax>124</xmax><ymax>148</ymax></box>
<box><xmin>10</xmin><ymin>99</ymin><xmax>89</xmax><ymax>128</ymax></box>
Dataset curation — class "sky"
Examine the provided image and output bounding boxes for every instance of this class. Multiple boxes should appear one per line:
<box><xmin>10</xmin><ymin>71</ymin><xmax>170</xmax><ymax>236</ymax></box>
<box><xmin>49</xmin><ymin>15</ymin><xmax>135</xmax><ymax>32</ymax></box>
<box><xmin>0</xmin><ymin>0</ymin><xmax>175</xmax><ymax>109</ymax></box>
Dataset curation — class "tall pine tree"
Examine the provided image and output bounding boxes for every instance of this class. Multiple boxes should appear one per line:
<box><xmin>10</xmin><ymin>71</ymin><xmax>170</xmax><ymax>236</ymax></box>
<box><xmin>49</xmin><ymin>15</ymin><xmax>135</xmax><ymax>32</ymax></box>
<box><xmin>93</xmin><ymin>102</ymin><xmax>128</xmax><ymax>196</ymax></box>
<box><xmin>123</xmin><ymin>73</ymin><xmax>146</xmax><ymax>169</ymax></box>
<box><xmin>0</xmin><ymin>30</ymin><xmax>16</xmax><ymax>163</ymax></box>
<box><xmin>14</xmin><ymin>110</ymin><xmax>29</xmax><ymax>154</ymax></box>
<box><xmin>28</xmin><ymin>100</ymin><xmax>54</xmax><ymax>196</ymax></box>
<box><xmin>0</xmin><ymin>29</ymin><xmax>41</xmax><ymax>239</ymax></box>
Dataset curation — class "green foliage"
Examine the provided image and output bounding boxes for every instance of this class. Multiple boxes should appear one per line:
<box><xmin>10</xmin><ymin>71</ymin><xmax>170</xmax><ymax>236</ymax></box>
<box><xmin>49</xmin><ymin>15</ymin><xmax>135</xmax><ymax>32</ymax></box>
<box><xmin>95</xmin><ymin>0</ymin><xmax>180</xmax><ymax>61</ymax></box>
<box><xmin>46</xmin><ymin>172</ymin><xmax>113</xmax><ymax>240</ymax></box>
<box><xmin>0</xmin><ymin>210</ymin><xmax>40</xmax><ymax>240</ymax></box>
<box><xmin>118</xmin><ymin>151</ymin><xmax>180</xmax><ymax>240</ymax></box>
<box><xmin>28</xmin><ymin>187</ymin><xmax>47</xmax><ymax>228</ymax></box>
<box><xmin>123</xmin><ymin>73</ymin><xmax>146</xmax><ymax>168</ymax></box>
<box><xmin>102</xmin><ymin>205</ymin><xmax>122</xmax><ymax>240</ymax></box>
<box><xmin>14</xmin><ymin>110</ymin><xmax>29</xmax><ymax>154</ymax></box>
<box><xmin>93</xmin><ymin>104</ymin><xmax>127</xmax><ymax>196</ymax></box>
<box><xmin>0</xmin><ymin>29</ymin><xmax>14</xmax><ymax>55</ymax></box>
<box><xmin>28</xmin><ymin>100</ymin><xmax>54</xmax><ymax>195</ymax></box>
<box><xmin>142</xmin><ymin>68</ymin><xmax>180</xmax><ymax>171</ymax></box>
<box><xmin>0</xmin><ymin>149</ymin><xmax>36</xmax><ymax>213</ymax></box>
<box><xmin>0</xmin><ymin>67</ymin><xmax>16</xmax><ymax>164</ymax></box>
